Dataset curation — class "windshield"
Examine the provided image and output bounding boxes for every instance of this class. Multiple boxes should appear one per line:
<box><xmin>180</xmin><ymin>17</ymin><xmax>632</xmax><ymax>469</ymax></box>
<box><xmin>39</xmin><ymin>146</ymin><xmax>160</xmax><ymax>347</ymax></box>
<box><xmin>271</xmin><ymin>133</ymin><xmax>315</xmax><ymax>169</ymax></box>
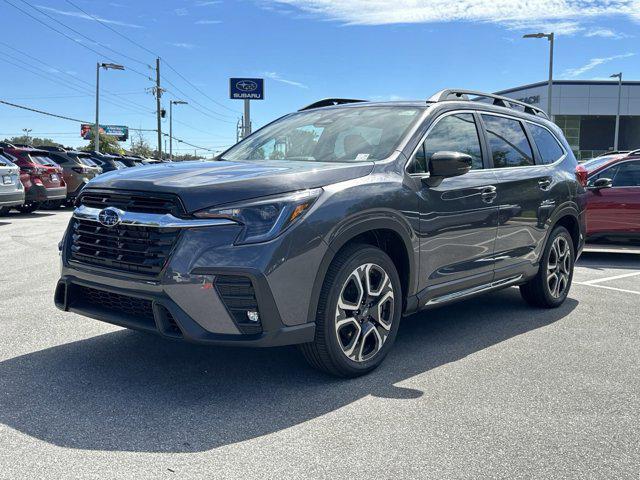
<box><xmin>79</xmin><ymin>157</ymin><xmax>97</xmax><ymax>167</ymax></box>
<box><xmin>582</xmin><ymin>156</ymin><xmax>618</xmax><ymax>172</ymax></box>
<box><xmin>30</xmin><ymin>155</ymin><xmax>58</xmax><ymax>167</ymax></box>
<box><xmin>223</xmin><ymin>106</ymin><xmax>423</xmax><ymax>163</ymax></box>
<box><xmin>114</xmin><ymin>161</ymin><xmax>127</xmax><ymax>169</ymax></box>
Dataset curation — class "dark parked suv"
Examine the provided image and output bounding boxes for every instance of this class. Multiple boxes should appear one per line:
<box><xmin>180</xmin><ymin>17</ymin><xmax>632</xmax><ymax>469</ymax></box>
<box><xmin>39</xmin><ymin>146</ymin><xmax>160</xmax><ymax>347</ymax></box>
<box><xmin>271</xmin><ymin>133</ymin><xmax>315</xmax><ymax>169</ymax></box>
<box><xmin>55</xmin><ymin>90</ymin><xmax>586</xmax><ymax>377</ymax></box>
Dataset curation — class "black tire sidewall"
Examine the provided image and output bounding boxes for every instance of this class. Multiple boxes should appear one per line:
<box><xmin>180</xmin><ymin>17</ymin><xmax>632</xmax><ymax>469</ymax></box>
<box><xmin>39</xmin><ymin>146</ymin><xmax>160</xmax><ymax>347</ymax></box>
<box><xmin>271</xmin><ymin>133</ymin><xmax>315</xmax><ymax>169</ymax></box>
<box><xmin>320</xmin><ymin>246</ymin><xmax>402</xmax><ymax>375</ymax></box>
<box><xmin>540</xmin><ymin>226</ymin><xmax>575</xmax><ymax>307</ymax></box>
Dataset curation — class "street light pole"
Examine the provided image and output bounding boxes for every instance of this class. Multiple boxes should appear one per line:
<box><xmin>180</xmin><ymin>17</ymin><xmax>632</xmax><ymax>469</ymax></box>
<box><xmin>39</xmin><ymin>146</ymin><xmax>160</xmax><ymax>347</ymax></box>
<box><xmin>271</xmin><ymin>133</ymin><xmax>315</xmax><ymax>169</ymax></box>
<box><xmin>169</xmin><ymin>100</ymin><xmax>187</xmax><ymax>160</ymax></box>
<box><xmin>94</xmin><ymin>62</ymin><xmax>125</xmax><ymax>154</ymax></box>
<box><xmin>523</xmin><ymin>32</ymin><xmax>555</xmax><ymax>118</ymax></box>
<box><xmin>611</xmin><ymin>72</ymin><xmax>623</xmax><ymax>151</ymax></box>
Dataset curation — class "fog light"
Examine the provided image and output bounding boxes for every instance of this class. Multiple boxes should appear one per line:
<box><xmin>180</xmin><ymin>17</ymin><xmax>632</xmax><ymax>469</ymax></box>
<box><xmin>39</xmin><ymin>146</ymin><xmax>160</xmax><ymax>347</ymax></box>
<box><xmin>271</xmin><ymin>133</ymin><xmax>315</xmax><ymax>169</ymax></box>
<box><xmin>246</xmin><ymin>310</ymin><xmax>260</xmax><ymax>323</ymax></box>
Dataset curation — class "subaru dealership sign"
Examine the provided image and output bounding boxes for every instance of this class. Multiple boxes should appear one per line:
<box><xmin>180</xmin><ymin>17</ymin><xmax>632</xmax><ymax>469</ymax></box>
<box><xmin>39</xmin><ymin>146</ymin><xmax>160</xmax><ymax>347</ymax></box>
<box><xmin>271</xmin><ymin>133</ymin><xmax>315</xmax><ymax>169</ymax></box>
<box><xmin>229</xmin><ymin>78</ymin><xmax>264</xmax><ymax>100</ymax></box>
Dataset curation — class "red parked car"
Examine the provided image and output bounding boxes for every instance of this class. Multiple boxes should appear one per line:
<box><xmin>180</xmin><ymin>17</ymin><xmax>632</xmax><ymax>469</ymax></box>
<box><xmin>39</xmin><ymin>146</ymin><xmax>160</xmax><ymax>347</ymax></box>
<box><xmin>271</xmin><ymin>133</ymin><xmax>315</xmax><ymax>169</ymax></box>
<box><xmin>0</xmin><ymin>144</ymin><xmax>67</xmax><ymax>213</ymax></box>
<box><xmin>583</xmin><ymin>150</ymin><xmax>640</xmax><ymax>241</ymax></box>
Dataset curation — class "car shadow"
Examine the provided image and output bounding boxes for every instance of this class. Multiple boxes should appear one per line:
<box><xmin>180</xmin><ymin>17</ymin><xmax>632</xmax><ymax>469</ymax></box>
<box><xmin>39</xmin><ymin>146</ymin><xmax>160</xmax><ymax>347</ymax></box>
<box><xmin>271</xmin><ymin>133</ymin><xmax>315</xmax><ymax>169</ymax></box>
<box><xmin>578</xmin><ymin>252</ymin><xmax>640</xmax><ymax>270</ymax></box>
<box><xmin>0</xmin><ymin>288</ymin><xmax>577</xmax><ymax>453</ymax></box>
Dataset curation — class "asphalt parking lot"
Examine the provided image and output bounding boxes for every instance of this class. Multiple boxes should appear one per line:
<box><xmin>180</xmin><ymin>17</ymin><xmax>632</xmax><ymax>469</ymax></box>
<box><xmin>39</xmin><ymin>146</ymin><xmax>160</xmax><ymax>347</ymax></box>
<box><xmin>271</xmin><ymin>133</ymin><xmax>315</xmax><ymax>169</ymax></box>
<box><xmin>0</xmin><ymin>209</ymin><xmax>638</xmax><ymax>479</ymax></box>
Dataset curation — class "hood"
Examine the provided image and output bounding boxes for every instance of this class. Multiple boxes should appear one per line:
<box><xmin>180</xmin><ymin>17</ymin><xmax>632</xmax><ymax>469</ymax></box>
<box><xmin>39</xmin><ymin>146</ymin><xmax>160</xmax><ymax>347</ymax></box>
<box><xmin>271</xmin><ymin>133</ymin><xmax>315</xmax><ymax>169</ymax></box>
<box><xmin>85</xmin><ymin>159</ymin><xmax>373</xmax><ymax>212</ymax></box>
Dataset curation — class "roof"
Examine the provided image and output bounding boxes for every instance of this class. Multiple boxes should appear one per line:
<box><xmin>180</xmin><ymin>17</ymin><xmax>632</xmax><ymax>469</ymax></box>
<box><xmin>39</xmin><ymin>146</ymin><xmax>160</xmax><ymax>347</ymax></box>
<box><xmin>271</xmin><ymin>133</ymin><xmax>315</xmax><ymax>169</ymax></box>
<box><xmin>495</xmin><ymin>80</ymin><xmax>640</xmax><ymax>96</ymax></box>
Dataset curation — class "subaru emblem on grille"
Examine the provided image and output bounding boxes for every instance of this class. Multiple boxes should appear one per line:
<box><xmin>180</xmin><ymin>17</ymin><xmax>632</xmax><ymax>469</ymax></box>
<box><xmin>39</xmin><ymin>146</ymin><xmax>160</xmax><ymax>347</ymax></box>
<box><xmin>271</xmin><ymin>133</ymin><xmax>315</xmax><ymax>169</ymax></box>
<box><xmin>98</xmin><ymin>207</ymin><xmax>122</xmax><ymax>227</ymax></box>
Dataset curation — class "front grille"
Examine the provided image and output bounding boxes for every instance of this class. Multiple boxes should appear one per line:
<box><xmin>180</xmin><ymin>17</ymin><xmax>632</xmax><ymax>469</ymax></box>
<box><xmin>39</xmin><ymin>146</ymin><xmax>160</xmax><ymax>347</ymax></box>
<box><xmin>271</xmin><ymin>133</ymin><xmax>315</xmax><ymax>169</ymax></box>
<box><xmin>78</xmin><ymin>190</ymin><xmax>183</xmax><ymax>216</ymax></box>
<box><xmin>214</xmin><ymin>275</ymin><xmax>262</xmax><ymax>334</ymax></box>
<box><xmin>70</xmin><ymin>218</ymin><xmax>180</xmax><ymax>276</ymax></box>
<box><xmin>75</xmin><ymin>285</ymin><xmax>155</xmax><ymax>324</ymax></box>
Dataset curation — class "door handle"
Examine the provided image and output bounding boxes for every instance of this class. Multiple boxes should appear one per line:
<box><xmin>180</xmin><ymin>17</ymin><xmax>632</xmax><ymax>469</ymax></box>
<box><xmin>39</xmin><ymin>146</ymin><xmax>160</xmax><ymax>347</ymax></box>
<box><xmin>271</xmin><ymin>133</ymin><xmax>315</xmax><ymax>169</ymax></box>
<box><xmin>538</xmin><ymin>179</ymin><xmax>552</xmax><ymax>190</ymax></box>
<box><xmin>481</xmin><ymin>186</ymin><xmax>497</xmax><ymax>203</ymax></box>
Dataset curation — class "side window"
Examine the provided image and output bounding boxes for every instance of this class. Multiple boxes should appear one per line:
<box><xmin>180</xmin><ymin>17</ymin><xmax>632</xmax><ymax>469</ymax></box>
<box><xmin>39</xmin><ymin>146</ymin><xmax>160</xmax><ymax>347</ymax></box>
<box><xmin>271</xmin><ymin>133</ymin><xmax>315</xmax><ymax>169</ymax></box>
<box><xmin>529</xmin><ymin>123</ymin><xmax>565</xmax><ymax>164</ymax></box>
<box><xmin>611</xmin><ymin>161</ymin><xmax>640</xmax><ymax>187</ymax></box>
<box><xmin>588</xmin><ymin>165</ymin><xmax>619</xmax><ymax>186</ymax></box>
<box><xmin>481</xmin><ymin>114</ymin><xmax>534</xmax><ymax>168</ymax></box>
<box><xmin>409</xmin><ymin>113</ymin><xmax>483</xmax><ymax>174</ymax></box>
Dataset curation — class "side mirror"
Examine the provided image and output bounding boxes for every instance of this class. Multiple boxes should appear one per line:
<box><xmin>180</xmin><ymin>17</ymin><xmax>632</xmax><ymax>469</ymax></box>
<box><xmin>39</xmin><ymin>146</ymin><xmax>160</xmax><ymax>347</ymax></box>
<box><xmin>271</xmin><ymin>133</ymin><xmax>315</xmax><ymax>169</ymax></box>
<box><xmin>591</xmin><ymin>177</ymin><xmax>613</xmax><ymax>189</ymax></box>
<box><xmin>429</xmin><ymin>151</ymin><xmax>473</xmax><ymax>178</ymax></box>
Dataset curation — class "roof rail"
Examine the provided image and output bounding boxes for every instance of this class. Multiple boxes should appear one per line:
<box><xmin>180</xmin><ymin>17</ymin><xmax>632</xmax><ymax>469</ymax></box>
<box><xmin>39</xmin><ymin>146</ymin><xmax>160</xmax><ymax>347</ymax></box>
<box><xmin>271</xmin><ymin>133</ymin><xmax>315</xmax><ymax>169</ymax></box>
<box><xmin>627</xmin><ymin>148</ymin><xmax>640</xmax><ymax>156</ymax></box>
<box><xmin>298</xmin><ymin>98</ymin><xmax>366</xmax><ymax>111</ymax></box>
<box><xmin>428</xmin><ymin>89</ymin><xmax>549</xmax><ymax>119</ymax></box>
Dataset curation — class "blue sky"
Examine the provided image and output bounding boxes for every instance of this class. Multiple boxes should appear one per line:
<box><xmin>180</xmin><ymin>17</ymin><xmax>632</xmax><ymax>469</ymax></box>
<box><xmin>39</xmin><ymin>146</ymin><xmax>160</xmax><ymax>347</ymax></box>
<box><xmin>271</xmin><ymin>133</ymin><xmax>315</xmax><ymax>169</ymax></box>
<box><xmin>0</xmin><ymin>0</ymin><xmax>638</xmax><ymax>155</ymax></box>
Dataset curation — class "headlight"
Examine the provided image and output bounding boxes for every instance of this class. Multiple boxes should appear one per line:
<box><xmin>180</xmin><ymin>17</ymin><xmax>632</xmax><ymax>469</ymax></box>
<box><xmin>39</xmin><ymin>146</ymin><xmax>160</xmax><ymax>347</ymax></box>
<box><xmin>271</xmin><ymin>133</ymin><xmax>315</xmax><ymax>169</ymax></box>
<box><xmin>193</xmin><ymin>188</ymin><xmax>322</xmax><ymax>244</ymax></box>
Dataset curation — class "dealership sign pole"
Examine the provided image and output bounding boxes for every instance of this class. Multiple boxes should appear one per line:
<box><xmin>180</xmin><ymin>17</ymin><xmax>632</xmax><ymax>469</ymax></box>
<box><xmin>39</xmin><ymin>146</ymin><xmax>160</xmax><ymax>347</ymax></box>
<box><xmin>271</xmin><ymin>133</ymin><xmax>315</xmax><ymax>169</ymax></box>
<box><xmin>611</xmin><ymin>72</ymin><xmax>623</xmax><ymax>151</ymax></box>
<box><xmin>230</xmin><ymin>78</ymin><xmax>264</xmax><ymax>139</ymax></box>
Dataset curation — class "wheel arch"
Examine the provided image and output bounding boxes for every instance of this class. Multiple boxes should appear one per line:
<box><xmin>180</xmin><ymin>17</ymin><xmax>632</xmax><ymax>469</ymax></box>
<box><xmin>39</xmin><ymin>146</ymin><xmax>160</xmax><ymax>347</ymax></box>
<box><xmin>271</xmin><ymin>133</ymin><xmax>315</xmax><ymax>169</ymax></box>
<box><xmin>306</xmin><ymin>216</ymin><xmax>417</xmax><ymax>324</ymax></box>
<box><xmin>546</xmin><ymin>204</ymin><xmax>583</xmax><ymax>253</ymax></box>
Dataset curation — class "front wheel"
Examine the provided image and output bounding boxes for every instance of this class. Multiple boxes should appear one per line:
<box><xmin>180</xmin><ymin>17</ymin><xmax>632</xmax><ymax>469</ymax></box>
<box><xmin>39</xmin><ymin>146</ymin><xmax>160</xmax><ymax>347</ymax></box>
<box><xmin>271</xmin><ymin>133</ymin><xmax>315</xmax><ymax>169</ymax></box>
<box><xmin>299</xmin><ymin>245</ymin><xmax>402</xmax><ymax>377</ymax></box>
<box><xmin>520</xmin><ymin>226</ymin><xmax>575</xmax><ymax>308</ymax></box>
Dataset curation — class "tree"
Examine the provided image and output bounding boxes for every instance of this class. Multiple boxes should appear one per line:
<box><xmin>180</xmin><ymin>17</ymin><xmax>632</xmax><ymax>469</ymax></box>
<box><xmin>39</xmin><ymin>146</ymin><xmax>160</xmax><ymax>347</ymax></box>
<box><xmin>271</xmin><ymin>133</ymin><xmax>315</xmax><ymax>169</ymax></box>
<box><xmin>83</xmin><ymin>133</ymin><xmax>122</xmax><ymax>154</ymax></box>
<box><xmin>130</xmin><ymin>131</ymin><xmax>153</xmax><ymax>158</ymax></box>
<box><xmin>2</xmin><ymin>135</ymin><xmax>59</xmax><ymax>147</ymax></box>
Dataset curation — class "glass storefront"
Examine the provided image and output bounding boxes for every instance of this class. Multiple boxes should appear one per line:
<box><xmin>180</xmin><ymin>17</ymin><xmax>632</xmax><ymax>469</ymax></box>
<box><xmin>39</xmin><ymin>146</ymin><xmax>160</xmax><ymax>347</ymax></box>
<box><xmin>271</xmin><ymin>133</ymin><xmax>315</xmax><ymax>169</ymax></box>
<box><xmin>555</xmin><ymin>115</ymin><xmax>640</xmax><ymax>160</ymax></box>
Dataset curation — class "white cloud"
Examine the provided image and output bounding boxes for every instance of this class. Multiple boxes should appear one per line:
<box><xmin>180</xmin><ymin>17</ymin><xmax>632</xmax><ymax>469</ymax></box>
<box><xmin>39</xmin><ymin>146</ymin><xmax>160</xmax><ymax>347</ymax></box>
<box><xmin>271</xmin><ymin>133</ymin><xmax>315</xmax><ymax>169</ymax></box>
<box><xmin>195</xmin><ymin>19</ymin><xmax>223</xmax><ymax>24</ymax></box>
<box><xmin>166</xmin><ymin>42</ymin><xmax>197</xmax><ymax>49</ymax></box>
<box><xmin>174</xmin><ymin>8</ymin><xmax>189</xmax><ymax>16</ymax></box>
<box><xmin>195</xmin><ymin>1</ymin><xmax>222</xmax><ymax>5</ymax></box>
<box><xmin>563</xmin><ymin>52</ymin><xmax>635</xmax><ymax>77</ymax></box>
<box><xmin>263</xmin><ymin>71</ymin><xmax>308</xmax><ymax>88</ymax></box>
<box><xmin>585</xmin><ymin>28</ymin><xmax>631</xmax><ymax>38</ymax></box>
<box><xmin>261</xmin><ymin>0</ymin><xmax>640</xmax><ymax>31</ymax></box>
<box><xmin>36</xmin><ymin>5</ymin><xmax>143</xmax><ymax>28</ymax></box>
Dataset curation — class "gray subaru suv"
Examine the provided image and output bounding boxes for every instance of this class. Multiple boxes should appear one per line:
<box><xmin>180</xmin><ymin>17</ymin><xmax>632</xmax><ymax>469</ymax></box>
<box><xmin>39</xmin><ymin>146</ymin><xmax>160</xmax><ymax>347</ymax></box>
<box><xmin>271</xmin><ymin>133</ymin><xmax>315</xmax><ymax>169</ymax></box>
<box><xmin>55</xmin><ymin>90</ymin><xmax>586</xmax><ymax>377</ymax></box>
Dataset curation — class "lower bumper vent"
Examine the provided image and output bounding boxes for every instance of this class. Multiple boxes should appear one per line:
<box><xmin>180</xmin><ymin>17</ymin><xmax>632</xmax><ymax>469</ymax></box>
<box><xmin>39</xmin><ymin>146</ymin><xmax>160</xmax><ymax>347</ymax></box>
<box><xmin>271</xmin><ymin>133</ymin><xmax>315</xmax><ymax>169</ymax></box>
<box><xmin>214</xmin><ymin>275</ymin><xmax>262</xmax><ymax>335</ymax></box>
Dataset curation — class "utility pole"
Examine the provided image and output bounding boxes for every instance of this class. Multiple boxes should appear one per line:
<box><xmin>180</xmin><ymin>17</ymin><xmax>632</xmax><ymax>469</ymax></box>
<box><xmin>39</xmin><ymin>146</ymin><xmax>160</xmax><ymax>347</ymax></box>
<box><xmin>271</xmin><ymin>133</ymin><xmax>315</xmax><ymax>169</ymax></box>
<box><xmin>611</xmin><ymin>72</ymin><xmax>623</xmax><ymax>151</ymax></box>
<box><xmin>155</xmin><ymin>57</ymin><xmax>163</xmax><ymax>159</ymax></box>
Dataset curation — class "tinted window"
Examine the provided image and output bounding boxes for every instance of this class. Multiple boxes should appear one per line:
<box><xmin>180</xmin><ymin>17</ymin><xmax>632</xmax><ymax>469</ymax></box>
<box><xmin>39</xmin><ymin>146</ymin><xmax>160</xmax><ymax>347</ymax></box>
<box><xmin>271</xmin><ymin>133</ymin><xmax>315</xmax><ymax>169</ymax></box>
<box><xmin>588</xmin><ymin>165</ymin><xmax>619</xmax><ymax>186</ymax></box>
<box><xmin>482</xmin><ymin>115</ymin><xmax>534</xmax><ymax>168</ymax></box>
<box><xmin>612</xmin><ymin>161</ymin><xmax>640</xmax><ymax>187</ymax></box>
<box><xmin>529</xmin><ymin>124</ymin><xmax>564</xmax><ymax>164</ymax></box>
<box><xmin>409</xmin><ymin>113</ymin><xmax>483</xmax><ymax>174</ymax></box>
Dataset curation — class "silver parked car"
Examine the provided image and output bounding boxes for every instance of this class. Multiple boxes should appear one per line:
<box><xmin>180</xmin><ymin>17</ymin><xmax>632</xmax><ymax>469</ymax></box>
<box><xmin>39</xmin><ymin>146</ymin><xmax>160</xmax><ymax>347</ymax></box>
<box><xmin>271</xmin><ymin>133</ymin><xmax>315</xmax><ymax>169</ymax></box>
<box><xmin>0</xmin><ymin>149</ymin><xmax>25</xmax><ymax>215</ymax></box>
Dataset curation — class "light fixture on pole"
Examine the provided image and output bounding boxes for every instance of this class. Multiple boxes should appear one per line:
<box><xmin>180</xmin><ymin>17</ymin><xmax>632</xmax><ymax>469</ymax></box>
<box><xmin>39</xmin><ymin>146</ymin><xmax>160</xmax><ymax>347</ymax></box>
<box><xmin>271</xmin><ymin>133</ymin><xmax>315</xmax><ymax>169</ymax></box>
<box><xmin>94</xmin><ymin>62</ymin><xmax>125</xmax><ymax>154</ymax></box>
<box><xmin>169</xmin><ymin>100</ymin><xmax>188</xmax><ymax>160</ymax></box>
<box><xmin>523</xmin><ymin>32</ymin><xmax>554</xmax><ymax>118</ymax></box>
<box><xmin>610</xmin><ymin>72</ymin><xmax>623</xmax><ymax>151</ymax></box>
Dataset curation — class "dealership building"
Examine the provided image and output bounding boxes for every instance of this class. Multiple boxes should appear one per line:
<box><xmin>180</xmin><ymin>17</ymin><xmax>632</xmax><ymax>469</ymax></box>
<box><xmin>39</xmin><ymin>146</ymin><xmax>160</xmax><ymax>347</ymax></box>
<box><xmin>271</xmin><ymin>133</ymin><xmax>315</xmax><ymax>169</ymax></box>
<box><xmin>495</xmin><ymin>80</ymin><xmax>640</xmax><ymax>160</ymax></box>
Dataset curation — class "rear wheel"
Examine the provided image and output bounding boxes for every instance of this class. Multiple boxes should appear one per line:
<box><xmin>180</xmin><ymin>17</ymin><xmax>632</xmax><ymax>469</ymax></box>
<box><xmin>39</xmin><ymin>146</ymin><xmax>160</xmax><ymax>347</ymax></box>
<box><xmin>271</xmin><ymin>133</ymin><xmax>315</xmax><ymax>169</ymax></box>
<box><xmin>16</xmin><ymin>202</ymin><xmax>41</xmax><ymax>214</ymax></box>
<box><xmin>0</xmin><ymin>206</ymin><xmax>11</xmax><ymax>216</ymax></box>
<box><xmin>520</xmin><ymin>226</ymin><xmax>575</xmax><ymax>308</ymax></box>
<box><xmin>299</xmin><ymin>244</ymin><xmax>402</xmax><ymax>377</ymax></box>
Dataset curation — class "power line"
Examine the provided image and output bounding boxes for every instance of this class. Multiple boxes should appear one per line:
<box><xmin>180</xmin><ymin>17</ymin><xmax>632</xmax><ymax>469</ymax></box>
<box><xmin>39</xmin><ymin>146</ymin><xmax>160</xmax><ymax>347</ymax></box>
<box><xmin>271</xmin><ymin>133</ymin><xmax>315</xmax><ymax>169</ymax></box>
<box><xmin>0</xmin><ymin>51</ymin><xmax>153</xmax><ymax>116</ymax></box>
<box><xmin>2</xmin><ymin>0</ymin><xmax>153</xmax><ymax>81</ymax></box>
<box><xmin>0</xmin><ymin>99</ymin><xmax>89</xmax><ymax>123</ymax></box>
<box><xmin>64</xmin><ymin>0</ymin><xmax>240</xmax><ymax>117</ymax></box>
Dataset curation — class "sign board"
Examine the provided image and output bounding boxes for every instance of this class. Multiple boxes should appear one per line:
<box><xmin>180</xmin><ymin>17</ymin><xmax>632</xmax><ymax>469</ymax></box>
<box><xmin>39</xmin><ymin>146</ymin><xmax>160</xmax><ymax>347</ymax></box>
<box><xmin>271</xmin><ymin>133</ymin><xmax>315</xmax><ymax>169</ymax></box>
<box><xmin>516</xmin><ymin>95</ymin><xmax>540</xmax><ymax>105</ymax></box>
<box><xmin>229</xmin><ymin>78</ymin><xmax>264</xmax><ymax>100</ymax></box>
<box><xmin>81</xmin><ymin>124</ymin><xmax>129</xmax><ymax>141</ymax></box>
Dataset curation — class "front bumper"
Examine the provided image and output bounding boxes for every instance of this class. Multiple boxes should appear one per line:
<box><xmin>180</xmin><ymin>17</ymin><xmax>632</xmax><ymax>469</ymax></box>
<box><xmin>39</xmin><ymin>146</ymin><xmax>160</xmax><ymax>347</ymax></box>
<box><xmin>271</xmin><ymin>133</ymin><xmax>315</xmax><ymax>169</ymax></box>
<box><xmin>0</xmin><ymin>190</ymin><xmax>25</xmax><ymax>207</ymax></box>
<box><xmin>56</xmin><ymin>210</ymin><xmax>325</xmax><ymax>347</ymax></box>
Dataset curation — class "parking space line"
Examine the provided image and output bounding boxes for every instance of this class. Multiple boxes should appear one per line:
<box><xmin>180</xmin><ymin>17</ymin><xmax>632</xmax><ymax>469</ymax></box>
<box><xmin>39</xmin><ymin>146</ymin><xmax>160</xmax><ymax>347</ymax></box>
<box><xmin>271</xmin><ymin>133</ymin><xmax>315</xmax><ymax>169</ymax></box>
<box><xmin>574</xmin><ymin>282</ymin><xmax>640</xmax><ymax>296</ymax></box>
<box><xmin>580</xmin><ymin>271</ymin><xmax>640</xmax><ymax>285</ymax></box>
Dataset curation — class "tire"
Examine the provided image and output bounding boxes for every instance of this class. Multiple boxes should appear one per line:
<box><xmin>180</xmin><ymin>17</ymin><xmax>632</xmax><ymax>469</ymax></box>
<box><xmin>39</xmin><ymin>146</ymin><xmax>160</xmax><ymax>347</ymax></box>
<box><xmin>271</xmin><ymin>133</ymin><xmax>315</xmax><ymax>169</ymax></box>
<box><xmin>16</xmin><ymin>202</ymin><xmax>41</xmax><ymax>214</ymax></box>
<box><xmin>520</xmin><ymin>226</ymin><xmax>575</xmax><ymax>308</ymax></box>
<box><xmin>299</xmin><ymin>244</ymin><xmax>402</xmax><ymax>377</ymax></box>
<box><xmin>0</xmin><ymin>206</ymin><xmax>11</xmax><ymax>216</ymax></box>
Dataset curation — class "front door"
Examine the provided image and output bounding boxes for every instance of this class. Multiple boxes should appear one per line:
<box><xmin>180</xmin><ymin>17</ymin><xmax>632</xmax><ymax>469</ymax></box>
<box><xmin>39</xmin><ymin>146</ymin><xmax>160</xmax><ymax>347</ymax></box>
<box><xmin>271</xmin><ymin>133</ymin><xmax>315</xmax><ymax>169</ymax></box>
<box><xmin>587</xmin><ymin>160</ymin><xmax>640</xmax><ymax>236</ymax></box>
<box><xmin>407</xmin><ymin>112</ymin><xmax>499</xmax><ymax>303</ymax></box>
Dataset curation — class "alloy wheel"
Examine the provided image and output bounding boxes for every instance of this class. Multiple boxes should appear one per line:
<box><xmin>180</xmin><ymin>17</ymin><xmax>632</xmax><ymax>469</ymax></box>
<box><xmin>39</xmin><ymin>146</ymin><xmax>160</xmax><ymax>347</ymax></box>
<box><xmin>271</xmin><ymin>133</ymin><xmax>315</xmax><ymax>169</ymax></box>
<box><xmin>335</xmin><ymin>263</ymin><xmax>395</xmax><ymax>362</ymax></box>
<box><xmin>547</xmin><ymin>236</ymin><xmax>571</xmax><ymax>299</ymax></box>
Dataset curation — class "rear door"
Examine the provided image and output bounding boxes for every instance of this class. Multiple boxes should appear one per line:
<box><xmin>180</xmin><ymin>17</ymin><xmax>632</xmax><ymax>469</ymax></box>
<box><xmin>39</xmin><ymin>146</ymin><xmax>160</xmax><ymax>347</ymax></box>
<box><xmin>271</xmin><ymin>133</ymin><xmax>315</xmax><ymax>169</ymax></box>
<box><xmin>480</xmin><ymin>114</ymin><xmax>558</xmax><ymax>280</ymax></box>
<box><xmin>587</xmin><ymin>160</ymin><xmax>640</xmax><ymax>235</ymax></box>
<box><xmin>408</xmin><ymin>111</ymin><xmax>499</xmax><ymax>301</ymax></box>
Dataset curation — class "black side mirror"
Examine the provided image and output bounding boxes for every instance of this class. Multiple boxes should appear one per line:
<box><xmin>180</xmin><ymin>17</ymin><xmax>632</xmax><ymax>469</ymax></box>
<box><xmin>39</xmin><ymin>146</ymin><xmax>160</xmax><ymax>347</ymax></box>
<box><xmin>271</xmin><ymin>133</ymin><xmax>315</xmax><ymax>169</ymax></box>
<box><xmin>429</xmin><ymin>151</ymin><xmax>473</xmax><ymax>178</ymax></box>
<box><xmin>591</xmin><ymin>177</ymin><xmax>613</xmax><ymax>189</ymax></box>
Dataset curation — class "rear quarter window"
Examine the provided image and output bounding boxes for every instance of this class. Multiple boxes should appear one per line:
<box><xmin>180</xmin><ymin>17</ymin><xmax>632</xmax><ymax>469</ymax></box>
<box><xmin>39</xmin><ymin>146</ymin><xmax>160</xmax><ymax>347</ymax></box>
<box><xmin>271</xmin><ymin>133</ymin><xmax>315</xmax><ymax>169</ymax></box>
<box><xmin>529</xmin><ymin>123</ymin><xmax>565</xmax><ymax>164</ymax></box>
